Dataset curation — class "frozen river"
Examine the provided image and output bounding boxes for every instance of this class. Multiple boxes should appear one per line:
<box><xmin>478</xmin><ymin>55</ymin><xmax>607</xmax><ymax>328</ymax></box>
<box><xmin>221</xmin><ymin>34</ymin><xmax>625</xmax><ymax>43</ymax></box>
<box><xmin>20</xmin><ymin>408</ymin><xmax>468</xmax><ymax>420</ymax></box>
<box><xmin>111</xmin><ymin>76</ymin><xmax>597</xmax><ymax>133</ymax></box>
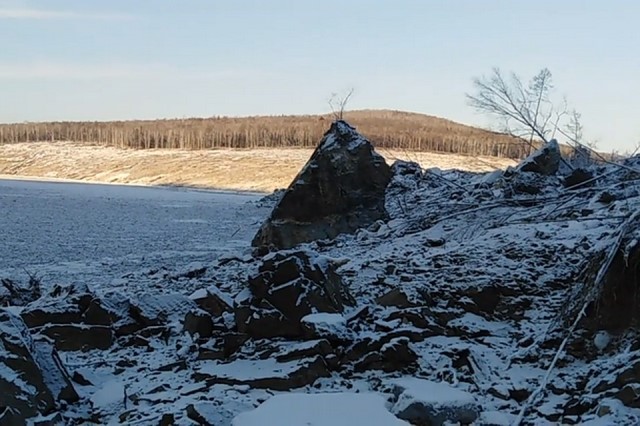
<box><xmin>0</xmin><ymin>179</ymin><xmax>268</xmax><ymax>292</ymax></box>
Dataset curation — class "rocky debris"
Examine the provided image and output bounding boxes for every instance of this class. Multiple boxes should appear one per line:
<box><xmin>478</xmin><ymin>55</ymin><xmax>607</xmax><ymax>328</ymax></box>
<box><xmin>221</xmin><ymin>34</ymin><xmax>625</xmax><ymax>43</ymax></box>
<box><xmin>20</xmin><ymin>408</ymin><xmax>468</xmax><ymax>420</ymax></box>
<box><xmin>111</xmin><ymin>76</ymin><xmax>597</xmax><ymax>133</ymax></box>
<box><xmin>564</xmin><ymin>167</ymin><xmax>594</xmax><ymax>188</ymax></box>
<box><xmin>389</xmin><ymin>378</ymin><xmax>480</xmax><ymax>425</ymax></box>
<box><xmin>0</xmin><ymin>309</ymin><xmax>78</xmax><ymax>424</ymax></box>
<box><xmin>237</xmin><ymin>250</ymin><xmax>355</xmax><ymax>339</ymax></box>
<box><xmin>194</xmin><ymin>356</ymin><xmax>330</xmax><ymax>391</ymax></box>
<box><xmin>252</xmin><ymin>120</ymin><xmax>391</xmax><ymax>250</ymax></box>
<box><xmin>129</xmin><ymin>293</ymin><xmax>198</xmax><ymax>328</ymax></box>
<box><xmin>516</xmin><ymin>139</ymin><xmax>562</xmax><ymax>175</ymax></box>
<box><xmin>0</xmin><ymin>274</ymin><xmax>41</xmax><ymax>306</ymax></box>
<box><xmin>186</xmin><ymin>403</ymin><xmax>214</xmax><ymax>425</ymax></box>
<box><xmin>20</xmin><ymin>283</ymin><xmax>123</xmax><ymax>351</ymax></box>
<box><xmin>183</xmin><ymin>309</ymin><xmax>214</xmax><ymax>339</ymax></box>
<box><xmin>19</xmin><ymin>283</ymin><xmax>201</xmax><ymax>351</ymax></box>
<box><xmin>41</xmin><ymin>324</ymin><xmax>114</xmax><ymax>351</ymax></box>
<box><xmin>189</xmin><ymin>286</ymin><xmax>233</xmax><ymax>317</ymax></box>
<box><xmin>274</xmin><ymin>339</ymin><xmax>333</xmax><ymax>363</ymax></box>
<box><xmin>376</xmin><ymin>288</ymin><xmax>415</xmax><ymax>308</ymax></box>
<box><xmin>354</xmin><ymin>337</ymin><xmax>418</xmax><ymax>373</ymax></box>
<box><xmin>301</xmin><ymin>312</ymin><xmax>348</xmax><ymax>341</ymax></box>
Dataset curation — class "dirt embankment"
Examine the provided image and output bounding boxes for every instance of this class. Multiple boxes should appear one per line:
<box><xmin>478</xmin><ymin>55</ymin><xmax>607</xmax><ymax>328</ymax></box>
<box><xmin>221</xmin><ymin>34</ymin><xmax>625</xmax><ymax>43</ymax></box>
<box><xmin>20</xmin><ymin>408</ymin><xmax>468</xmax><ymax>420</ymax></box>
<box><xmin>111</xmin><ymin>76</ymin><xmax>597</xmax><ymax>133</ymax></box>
<box><xmin>0</xmin><ymin>141</ymin><xmax>516</xmax><ymax>192</ymax></box>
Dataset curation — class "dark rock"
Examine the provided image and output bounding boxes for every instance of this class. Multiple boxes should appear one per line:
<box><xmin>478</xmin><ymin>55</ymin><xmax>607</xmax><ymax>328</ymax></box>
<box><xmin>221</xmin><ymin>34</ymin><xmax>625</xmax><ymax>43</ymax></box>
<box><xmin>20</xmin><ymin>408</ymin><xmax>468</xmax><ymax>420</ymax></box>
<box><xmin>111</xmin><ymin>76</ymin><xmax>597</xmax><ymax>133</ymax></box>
<box><xmin>516</xmin><ymin>139</ymin><xmax>562</xmax><ymax>175</ymax></box>
<box><xmin>190</xmin><ymin>287</ymin><xmax>233</xmax><ymax>317</ymax></box>
<box><xmin>195</xmin><ymin>356</ymin><xmax>330</xmax><ymax>391</ymax></box>
<box><xmin>564</xmin><ymin>168</ymin><xmax>594</xmax><ymax>188</ymax></box>
<box><xmin>390</xmin><ymin>378</ymin><xmax>480</xmax><ymax>425</ymax></box>
<box><xmin>186</xmin><ymin>403</ymin><xmax>214</xmax><ymax>426</ymax></box>
<box><xmin>240</xmin><ymin>251</ymin><xmax>355</xmax><ymax>339</ymax></box>
<box><xmin>21</xmin><ymin>283</ymin><xmax>105</xmax><ymax>328</ymax></box>
<box><xmin>183</xmin><ymin>309</ymin><xmax>214</xmax><ymax>339</ymax></box>
<box><xmin>20</xmin><ymin>284</ymin><xmax>138</xmax><ymax>343</ymax></box>
<box><xmin>352</xmin><ymin>336</ymin><xmax>418</xmax><ymax>373</ymax></box>
<box><xmin>300</xmin><ymin>313</ymin><xmax>349</xmax><ymax>342</ymax></box>
<box><xmin>235</xmin><ymin>298</ymin><xmax>302</xmax><ymax>339</ymax></box>
<box><xmin>159</xmin><ymin>413</ymin><xmax>175</xmax><ymax>426</ymax></box>
<box><xmin>509</xmin><ymin>387</ymin><xmax>531</xmax><ymax>403</ymax></box>
<box><xmin>175</xmin><ymin>266</ymin><xmax>207</xmax><ymax>280</ymax></box>
<box><xmin>250</xmin><ymin>250</ymin><xmax>355</xmax><ymax>321</ymax></box>
<box><xmin>252</xmin><ymin>120</ymin><xmax>391</xmax><ymax>250</ymax></box>
<box><xmin>0</xmin><ymin>309</ymin><xmax>78</xmax><ymax>423</ymax></box>
<box><xmin>129</xmin><ymin>294</ymin><xmax>198</xmax><ymax>328</ymax></box>
<box><xmin>72</xmin><ymin>371</ymin><xmax>93</xmax><ymax>386</ymax></box>
<box><xmin>376</xmin><ymin>288</ymin><xmax>414</xmax><ymax>308</ymax></box>
<box><xmin>615</xmin><ymin>384</ymin><xmax>640</xmax><ymax>408</ymax></box>
<box><xmin>222</xmin><ymin>333</ymin><xmax>249</xmax><ymax>358</ymax></box>
<box><xmin>275</xmin><ymin>339</ymin><xmax>333</xmax><ymax>362</ymax></box>
<box><xmin>0</xmin><ymin>275</ymin><xmax>41</xmax><ymax>306</ymax></box>
<box><xmin>40</xmin><ymin>324</ymin><xmax>114</xmax><ymax>351</ymax></box>
<box><xmin>467</xmin><ymin>286</ymin><xmax>502</xmax><ymax>315</ymax></box>
<box><xmin>425</xmin><ymin>238</ymin><xmax>445</xmax><ymax>247</ymax></box>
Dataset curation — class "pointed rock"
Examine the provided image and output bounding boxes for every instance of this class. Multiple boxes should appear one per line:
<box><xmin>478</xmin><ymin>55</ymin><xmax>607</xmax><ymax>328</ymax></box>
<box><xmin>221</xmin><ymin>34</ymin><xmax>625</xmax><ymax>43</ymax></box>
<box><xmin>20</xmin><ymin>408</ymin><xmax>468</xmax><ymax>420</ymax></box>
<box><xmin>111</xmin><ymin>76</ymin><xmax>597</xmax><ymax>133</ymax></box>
<box><xmin>252</xmin><ymin>120</ymin><xmax>391</xmax><ymax>250</ymax></box>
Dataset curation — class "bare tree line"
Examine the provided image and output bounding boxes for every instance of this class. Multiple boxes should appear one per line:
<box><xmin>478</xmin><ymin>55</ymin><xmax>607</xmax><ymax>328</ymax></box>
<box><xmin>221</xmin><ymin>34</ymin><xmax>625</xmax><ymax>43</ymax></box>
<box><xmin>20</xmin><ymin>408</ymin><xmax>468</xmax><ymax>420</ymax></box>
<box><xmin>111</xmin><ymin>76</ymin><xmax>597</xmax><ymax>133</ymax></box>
<box><xmin>0</xmin><ymin>110</ymin><xmax>533</xmax><ymax>159</ymax></box>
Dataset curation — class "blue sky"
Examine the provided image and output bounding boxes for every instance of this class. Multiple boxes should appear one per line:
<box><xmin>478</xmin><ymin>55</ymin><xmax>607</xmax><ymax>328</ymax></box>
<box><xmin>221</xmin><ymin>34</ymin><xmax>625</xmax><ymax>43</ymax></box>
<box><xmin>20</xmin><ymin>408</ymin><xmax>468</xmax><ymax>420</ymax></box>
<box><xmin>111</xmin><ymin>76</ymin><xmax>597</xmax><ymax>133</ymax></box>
<box><xmin>1</xmin><ymin>0</ymin><xmax>638</xmax><ymax>152</ymax></box>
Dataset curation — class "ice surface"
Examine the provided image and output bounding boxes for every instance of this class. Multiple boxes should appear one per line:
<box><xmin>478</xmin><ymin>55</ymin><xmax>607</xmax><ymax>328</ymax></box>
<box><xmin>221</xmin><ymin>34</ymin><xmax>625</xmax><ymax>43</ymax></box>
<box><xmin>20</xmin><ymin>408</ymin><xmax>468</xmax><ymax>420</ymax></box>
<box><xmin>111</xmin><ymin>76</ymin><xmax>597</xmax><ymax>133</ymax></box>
<box><xmin>0</xmin><ymin>179</ymin><xmax>266</xmax><ymax>295</ymax></box>
<box><xmin>232</xmin><ymin>392</ymin><xmax>408</xmax><ymax>426</ymax></box>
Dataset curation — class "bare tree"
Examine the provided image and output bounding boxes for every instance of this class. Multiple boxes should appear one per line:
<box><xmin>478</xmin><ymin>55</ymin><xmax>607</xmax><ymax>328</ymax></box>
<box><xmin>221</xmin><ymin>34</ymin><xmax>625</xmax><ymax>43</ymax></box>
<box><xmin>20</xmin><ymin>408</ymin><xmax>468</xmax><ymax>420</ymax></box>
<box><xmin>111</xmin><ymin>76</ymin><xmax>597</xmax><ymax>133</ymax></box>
<box><xmin>467</xmin><ymin>68</ymin><xmax>566</xmax><ymax>153</ymax></box>
<box><xmin>328</xmin><ymin>88</ymin><xmax>354</xmax><ymax>121</ymax></box>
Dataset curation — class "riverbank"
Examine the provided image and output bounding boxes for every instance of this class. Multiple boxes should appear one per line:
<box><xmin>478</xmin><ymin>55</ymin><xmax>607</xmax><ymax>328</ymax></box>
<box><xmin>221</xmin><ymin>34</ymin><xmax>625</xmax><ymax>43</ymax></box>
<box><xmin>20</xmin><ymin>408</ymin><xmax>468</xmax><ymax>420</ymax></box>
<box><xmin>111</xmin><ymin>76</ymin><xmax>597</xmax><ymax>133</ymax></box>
<box><xmin>0</xmin><ymin>141</ymin><xmax>516</xmax><ymax>192</ymax></box>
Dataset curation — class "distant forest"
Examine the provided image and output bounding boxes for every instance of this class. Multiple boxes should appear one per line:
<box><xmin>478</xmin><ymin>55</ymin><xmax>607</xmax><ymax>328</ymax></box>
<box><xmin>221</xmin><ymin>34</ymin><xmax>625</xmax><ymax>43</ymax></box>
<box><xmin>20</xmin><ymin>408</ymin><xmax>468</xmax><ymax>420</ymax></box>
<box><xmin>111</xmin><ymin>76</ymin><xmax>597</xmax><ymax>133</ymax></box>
<box><xmin>0</xmin><ymin>110</ymin><xmax>533</xmax><ymax>159</ymax></box>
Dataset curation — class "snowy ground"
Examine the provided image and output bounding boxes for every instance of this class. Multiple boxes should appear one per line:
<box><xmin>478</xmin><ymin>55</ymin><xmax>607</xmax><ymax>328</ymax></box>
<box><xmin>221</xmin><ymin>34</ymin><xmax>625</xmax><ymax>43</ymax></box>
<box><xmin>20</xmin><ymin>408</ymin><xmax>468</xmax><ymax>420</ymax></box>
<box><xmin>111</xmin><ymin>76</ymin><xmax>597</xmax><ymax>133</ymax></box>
<box><xmin>4</xmin><ymin>150</ymin><xmax>640</xmax><ymax>425</ymax></box>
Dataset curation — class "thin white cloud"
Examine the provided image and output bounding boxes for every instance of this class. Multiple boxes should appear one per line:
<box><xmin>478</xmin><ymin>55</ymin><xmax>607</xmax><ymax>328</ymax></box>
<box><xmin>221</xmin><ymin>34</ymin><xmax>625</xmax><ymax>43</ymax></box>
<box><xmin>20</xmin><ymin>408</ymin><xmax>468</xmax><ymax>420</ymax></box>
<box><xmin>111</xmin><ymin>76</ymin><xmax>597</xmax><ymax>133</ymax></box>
<box><xmin>0</xmin><ymin>8</ymin><xmax>132</xmax><ymax>20</ymax></box>
<box><xmin>0</xmin><ymin>62</ymin><xmax>263</xmax><ymax>81</ymax></box>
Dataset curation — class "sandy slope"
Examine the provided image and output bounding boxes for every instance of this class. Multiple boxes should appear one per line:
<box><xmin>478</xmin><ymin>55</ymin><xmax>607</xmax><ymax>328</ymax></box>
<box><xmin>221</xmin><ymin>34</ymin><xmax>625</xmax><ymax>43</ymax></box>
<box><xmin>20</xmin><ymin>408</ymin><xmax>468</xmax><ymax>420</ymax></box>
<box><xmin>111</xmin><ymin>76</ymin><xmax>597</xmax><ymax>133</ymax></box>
<box><xmin>0</xmin><ymin>141</ymin><xmax>516</xmax><ymax>192</ymax></box>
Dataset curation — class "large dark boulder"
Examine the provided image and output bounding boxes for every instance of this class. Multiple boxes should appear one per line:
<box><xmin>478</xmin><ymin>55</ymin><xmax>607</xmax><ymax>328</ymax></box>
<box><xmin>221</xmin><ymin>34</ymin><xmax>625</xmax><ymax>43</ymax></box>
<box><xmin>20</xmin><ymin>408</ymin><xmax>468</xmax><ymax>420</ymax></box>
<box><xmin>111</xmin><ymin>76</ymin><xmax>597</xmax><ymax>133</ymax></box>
<box><xmin>252</xmin><ymin>120</ymin><xmax>391</xmax><ymax>250</ymax></box>
<box><xmin>0</xmin><ymin>309</ymin><xmax>78</xmax><ymax>423</ymax></box>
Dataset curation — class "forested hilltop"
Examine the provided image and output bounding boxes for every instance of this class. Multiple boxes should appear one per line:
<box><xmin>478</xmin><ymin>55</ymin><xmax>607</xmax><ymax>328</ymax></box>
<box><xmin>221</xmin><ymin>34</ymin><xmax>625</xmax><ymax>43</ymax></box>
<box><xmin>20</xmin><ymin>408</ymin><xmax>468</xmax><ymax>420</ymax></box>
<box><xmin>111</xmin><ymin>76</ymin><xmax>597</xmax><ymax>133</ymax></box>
<box><xmin>0</xmin><ymin>110</ymin><xmax>531</xmax><ymax>159</ymax></box>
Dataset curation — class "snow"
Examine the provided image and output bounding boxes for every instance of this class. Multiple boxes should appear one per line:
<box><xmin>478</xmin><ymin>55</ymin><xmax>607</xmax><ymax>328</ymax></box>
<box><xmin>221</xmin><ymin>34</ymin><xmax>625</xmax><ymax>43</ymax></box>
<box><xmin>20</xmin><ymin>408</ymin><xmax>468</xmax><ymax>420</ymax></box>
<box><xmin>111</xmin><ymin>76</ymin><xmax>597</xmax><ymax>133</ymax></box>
<box><xmin>197</xmin><ymin>358</ymin><xmax>308</xmax><ymax>381</ymax></box>
<box><xmin>390</xmin><ymin>378</ymin><xmax>477</xmax><ymax>412</ymax></box>
<box><xmin>594</xmin><ymin>330</ymin><xmax>611</xmax><ymax>352</ymax></box>
<box><xmin>301</xmin><ymin>312</ymin><xmax>346</xmax><ymax>327</ymax></box>
<box><xmin>301</xmin><ymin>313</ymin><xmax>347</xmax><ymax>337</ymax></box>
<box><xmin>90</xmin><ymin>379</ymin><xmax>125</xmax><ymax>410</ymax></box>
<box><xmin>232</xmin><ymin>392</ymin><xmax>408</xmax><ymax>426</ymax></box>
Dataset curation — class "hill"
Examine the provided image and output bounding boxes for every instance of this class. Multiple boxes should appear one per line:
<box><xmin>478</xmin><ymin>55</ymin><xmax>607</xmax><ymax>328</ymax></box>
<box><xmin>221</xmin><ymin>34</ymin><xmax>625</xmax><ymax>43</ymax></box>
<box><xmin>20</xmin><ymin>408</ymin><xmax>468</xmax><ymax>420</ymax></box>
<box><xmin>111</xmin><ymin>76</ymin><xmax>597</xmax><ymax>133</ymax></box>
<box><xmin>0</xmin><ymin>110</ymin><xmax>529</xmax><ymax>159</ymax></box>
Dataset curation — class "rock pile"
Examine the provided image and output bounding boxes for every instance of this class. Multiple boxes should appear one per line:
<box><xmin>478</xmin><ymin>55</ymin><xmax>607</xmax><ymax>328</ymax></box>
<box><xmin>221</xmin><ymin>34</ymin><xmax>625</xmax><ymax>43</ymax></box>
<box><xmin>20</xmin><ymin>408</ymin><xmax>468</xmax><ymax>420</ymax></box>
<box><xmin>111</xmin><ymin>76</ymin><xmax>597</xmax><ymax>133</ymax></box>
<box><xmin>5</xmin><ymin>121</ymin><xmax>640</xmax><ymax>425</ymax></box>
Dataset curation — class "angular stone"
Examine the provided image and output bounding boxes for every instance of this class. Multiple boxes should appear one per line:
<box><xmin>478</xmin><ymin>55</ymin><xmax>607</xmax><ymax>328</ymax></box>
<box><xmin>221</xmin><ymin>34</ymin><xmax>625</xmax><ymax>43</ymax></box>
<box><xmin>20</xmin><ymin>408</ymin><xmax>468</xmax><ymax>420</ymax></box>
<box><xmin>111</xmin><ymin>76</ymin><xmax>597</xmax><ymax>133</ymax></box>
<box><xmin>252</xmin><ymin>120</ymin><xmax>391</xmax><ymax>250</ymax></box>
<box><xmin>376</xmin><ymin>288</ymin><xmax>414</xmax><ymax>308</ymax></box>
<box><xmin>189</xmin><ymin>286</ymin><xmax>233</xmax><ymax>317</ymax></box>
<box><xmin>0</xmin><ymin>309</ymin><xmax>78</xmax><ymax>423</ymax></box>
<box><xmin>194</xmin><ymin>356</ymin><xmax>329</xmax><ymax>391</ymax></box>
<box><xmin>516</xmin><ymin>139</ymin><xmax>561</xmax><ymax>175</ymax></box>
<box><xmin>275</xmin><ymin>339</ymin><xmax>333</xmax><ymax>363</ymax></box>
<box><xmin>129</xmin><ymin>294</ymin><xmax>198</xmax><ymax>328</ymax></box>
<box><xmin>40</xmin><ymin>324</ymin><xmax>114</xmax><ymax>351</ymax></box>
<box><xmin>390</xmin><ymin>378</ymin><xmax>480</xmax><ymax>425</ymax></box>
<box><xmin>183</xmin><ymin>309</ymin><xmax>214</xmax><ymax>339</ymax></box>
